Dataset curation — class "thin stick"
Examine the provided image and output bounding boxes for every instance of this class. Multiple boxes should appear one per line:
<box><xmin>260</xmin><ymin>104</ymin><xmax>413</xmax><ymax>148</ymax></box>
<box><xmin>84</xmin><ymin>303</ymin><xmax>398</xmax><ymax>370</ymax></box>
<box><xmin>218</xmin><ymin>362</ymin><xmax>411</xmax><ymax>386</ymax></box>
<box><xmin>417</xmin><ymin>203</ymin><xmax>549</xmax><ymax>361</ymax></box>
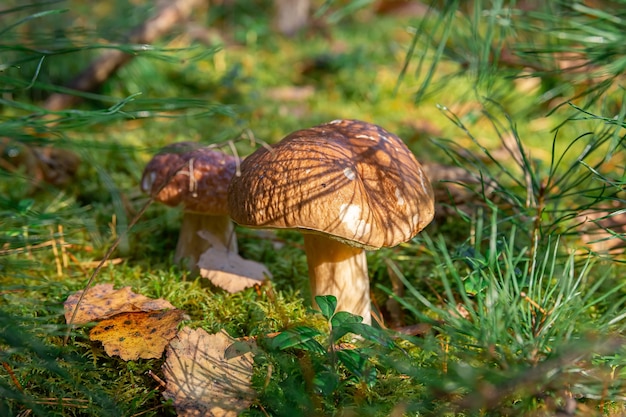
<box><xmin>226</xmin><ymin>139</ymin><xmax>241</xmax><ymax>177</ymax></box>
<box><xmin>33</xmin><ymin>398</ymin><xmax>89</xmax><ymax>409</ymax></box>
<box><xmin>2</xmin><ymin>361</ymin><xmax>24</xmax><ymax>392</ymax></box>
<box><xmin>129</xmin><ymin>404</ymin><xmax>167</xmax><ymax>417</ymax></box>
<box><xmin>23</xmin><ymin>226</ymin><xmax>32</xmax><ymax>258</ymax></box>
<box><xmin>58</xmin><ymin>224</ymin><xmax>69</xmax><ymax>268</ymax></box>
<box><xmin>520</xmin><ymin>291</ymin><xmax>547</xmax><ymax>315</ymax></box>
<box><xmin>50</xmin><ymin>227</ymin><xmax>63</xmax><ymax>278</ymax></box>
<box><xmin>78</xmin><ymin>258</ymin><xmax>124</xmax><ymax>269</ymax></box>
<box><xmin>44</xmin><ymin>0</ymin><xmax>205</xmax><ymax>111</ymax></box>
<box><xmin>0</xmin><ymin>239</ymin><xmax>65</xmax><ymax>256</ymax></box>
<box><xmin>146</xmin><ymin>370</ymin><xmax>167</xmax><ymax>389</ymax></box>
<box><xmin>64</xmin><ymin>250</ymin><xmax>89</xmax><ymax>276</ymax></box>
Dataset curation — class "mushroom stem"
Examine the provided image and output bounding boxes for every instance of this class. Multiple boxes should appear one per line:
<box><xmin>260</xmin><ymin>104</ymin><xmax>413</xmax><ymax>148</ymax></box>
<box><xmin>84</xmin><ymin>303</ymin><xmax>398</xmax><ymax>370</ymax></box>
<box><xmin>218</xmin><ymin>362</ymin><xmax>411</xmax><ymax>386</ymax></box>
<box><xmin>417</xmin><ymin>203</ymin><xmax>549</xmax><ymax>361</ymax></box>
<box><xmin>303</xmin><ymin>233</ymin><xmax>371</xmax><ymax>325</ymax></box>
<box><xmin>175</xmin><ymin>213</ymin><xmax>238</xmax><ymax>272</ymax></box>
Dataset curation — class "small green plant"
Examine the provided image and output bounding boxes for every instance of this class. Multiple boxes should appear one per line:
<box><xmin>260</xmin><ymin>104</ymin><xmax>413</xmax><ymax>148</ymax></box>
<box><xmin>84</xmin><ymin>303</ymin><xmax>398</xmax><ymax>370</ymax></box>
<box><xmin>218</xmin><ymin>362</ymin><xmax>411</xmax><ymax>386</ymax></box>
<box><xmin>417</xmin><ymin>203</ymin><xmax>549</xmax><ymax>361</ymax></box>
<box><xmin>253</xmin><ymin>295</ymin><xmax>395</xmax><ymax>416</ymax></box>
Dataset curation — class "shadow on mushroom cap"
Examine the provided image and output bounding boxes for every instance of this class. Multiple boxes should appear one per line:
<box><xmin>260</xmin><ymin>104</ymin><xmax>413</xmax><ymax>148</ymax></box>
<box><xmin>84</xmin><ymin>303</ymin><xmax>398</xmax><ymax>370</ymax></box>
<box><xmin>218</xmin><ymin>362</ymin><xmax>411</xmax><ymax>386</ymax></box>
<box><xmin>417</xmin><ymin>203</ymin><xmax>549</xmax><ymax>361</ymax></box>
<box><xmin>141</xmin><ymin>142</ymin><xmax>237</xmax><ymax>215</ymax></box>
<box><xmin>227</xmin><ymin>119</ymin><xmax>435</xmax><ymax>249</ymax></box>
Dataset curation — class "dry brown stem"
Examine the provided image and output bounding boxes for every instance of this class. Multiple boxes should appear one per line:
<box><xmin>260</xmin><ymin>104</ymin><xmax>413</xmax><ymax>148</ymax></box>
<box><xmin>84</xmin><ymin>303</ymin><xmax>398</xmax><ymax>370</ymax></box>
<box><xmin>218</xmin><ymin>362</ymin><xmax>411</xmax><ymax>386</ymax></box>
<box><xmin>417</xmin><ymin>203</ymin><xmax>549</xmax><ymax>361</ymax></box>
<box><xmin>44</xmin><ymin>0</ymin><xmax>205</xmax><ymax>111</ymax></box>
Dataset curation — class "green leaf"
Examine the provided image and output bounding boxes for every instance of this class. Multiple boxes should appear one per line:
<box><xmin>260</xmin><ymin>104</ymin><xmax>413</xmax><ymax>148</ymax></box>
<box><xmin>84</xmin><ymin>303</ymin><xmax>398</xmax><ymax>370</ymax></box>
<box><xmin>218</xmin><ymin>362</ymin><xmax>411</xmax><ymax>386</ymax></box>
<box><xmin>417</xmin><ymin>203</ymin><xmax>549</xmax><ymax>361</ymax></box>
<box><xmin>17</xmin><ymin>198</ymin><xmax>34</xmax><ymax>214</ymax></box>
<box><xmin>315</xmin><ymin>295</ymin><xmax>338</xmax><ymax>320</ymax></box>
<box><xmin>336</xmin><ymin>349</ymin><xmax>377</xmax><ymax>386</ymax></box>
<box><xmin>333</xmin><ymin>323</ymin><xmax>395</xmax><ymax>348</ymax></box>
<box><xmin>269</xmin><ymin>327</ymin><xmax>325</xmax><ymax>354</ymax></box>
<box><xmin>336</xmin><ymin>349</ymin><xmax>365</xmax><ymax>374</ymax></box>
<box><xmin>312</xmin><ymin>369</ymin><xmax>339</xmax><ymax>396</ymax></box>
<box><xmin>330</xmin><ymin>311</ymin><xmax>362</xmax><ymax>327</ymax></box>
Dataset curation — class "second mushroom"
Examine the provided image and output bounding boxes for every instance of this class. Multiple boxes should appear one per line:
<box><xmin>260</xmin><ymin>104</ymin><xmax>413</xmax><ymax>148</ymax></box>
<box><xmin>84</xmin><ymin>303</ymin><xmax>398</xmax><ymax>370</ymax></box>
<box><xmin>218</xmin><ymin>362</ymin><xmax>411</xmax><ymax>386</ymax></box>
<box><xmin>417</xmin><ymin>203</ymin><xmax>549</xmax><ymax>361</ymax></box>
<box><xmin>141</xmin><ymin>142</ymin><xmax>238</xmax><ymax>272</ymax></box>
<box><xmin>228</xmin><ymin>119</ymin><xmax>435</xmax><ymax>324</ymax></box>
<box><xmin>141</xmin><ymin>142</ymin><xmax>271</xmax><ymax>290</ymax></box>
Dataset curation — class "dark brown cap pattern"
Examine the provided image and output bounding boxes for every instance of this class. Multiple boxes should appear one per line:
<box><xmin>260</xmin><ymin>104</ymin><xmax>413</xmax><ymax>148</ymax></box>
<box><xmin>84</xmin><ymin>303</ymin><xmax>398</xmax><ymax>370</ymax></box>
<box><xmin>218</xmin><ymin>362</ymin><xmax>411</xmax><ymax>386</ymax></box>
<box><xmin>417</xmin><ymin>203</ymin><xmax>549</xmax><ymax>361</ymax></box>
<box><xmin>228</xmin><ymin>119</ymin><xmax>435</xmax><ymax>249</ymax></box>
<box><xmin>141</xmin><ymin>142</ymin><xmax>236</xmax><ymax>215</ymax></box>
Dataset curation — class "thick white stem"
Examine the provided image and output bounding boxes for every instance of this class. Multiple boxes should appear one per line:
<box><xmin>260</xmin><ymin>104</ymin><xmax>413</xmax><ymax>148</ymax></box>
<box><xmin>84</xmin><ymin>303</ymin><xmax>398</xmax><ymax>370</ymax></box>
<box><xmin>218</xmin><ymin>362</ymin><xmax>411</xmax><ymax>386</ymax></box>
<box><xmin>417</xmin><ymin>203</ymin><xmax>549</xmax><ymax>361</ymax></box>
<box><xmin>174</xmin><ymin>213</ymin><xmax>237</xmax><ymax>272</ymax></box>
<box><xmin>303</xmin><ymin>233</ymin><xmax>371</xmax><ymax>325</ymax></box>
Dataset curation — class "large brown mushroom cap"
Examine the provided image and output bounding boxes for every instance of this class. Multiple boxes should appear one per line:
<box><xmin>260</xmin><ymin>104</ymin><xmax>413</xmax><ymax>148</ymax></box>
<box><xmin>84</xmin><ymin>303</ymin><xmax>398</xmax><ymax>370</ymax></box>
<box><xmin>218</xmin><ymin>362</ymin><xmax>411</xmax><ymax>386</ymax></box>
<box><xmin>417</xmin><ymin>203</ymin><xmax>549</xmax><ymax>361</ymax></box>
<box><xmin>228</xmin><ymin>119</ymin><xmax>435</xmax><ymax>249</ymax></box>
<box><xmin>141</xmin><ymin>142</ymin><xmax>237</xmax><ymax>214</ymax></box>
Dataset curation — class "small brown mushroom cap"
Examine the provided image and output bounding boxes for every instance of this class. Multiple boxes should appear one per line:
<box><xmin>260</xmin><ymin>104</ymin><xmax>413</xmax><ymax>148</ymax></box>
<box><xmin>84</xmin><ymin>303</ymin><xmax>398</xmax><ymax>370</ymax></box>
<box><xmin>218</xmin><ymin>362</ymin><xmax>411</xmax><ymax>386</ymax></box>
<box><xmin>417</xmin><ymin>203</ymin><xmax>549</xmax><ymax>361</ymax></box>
<box><xmin>228</xmin><ymin>119</ymin><xmax>435</xmax><ymax>249</ymax></box>
<box><xmin>141</xmin><ymin>142</ymin><xmax>237</xmax><ymax>214</ymax></box>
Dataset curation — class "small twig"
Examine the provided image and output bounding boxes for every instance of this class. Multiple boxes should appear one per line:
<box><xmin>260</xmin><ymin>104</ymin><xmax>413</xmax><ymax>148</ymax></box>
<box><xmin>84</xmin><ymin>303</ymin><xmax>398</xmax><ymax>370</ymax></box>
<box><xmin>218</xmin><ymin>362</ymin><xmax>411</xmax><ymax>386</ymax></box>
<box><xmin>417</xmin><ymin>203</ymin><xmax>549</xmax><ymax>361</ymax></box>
<box><xmin>22</xmin><ymin>227</ymin><xmax>32</xmax><ymax>258</ymax></box>
<box><xmin>63</xmin><ymin>250</ymin><xmax>89</xmax><ymax>276</ymax></box>
<box><xmin>49</xmin><ymin>227</ymin><xmax>63</xmax><ymax>278</ymax></box>
<box><xmin>2</xmin><ymin>361</ymin><xmax>24</xmax><ymax>392</ymax></box>
<box><xmin>254</xmin><ymin>400</ymin><xmax>271</xmax><ymax>417</ymax></box>
<box><xmin>129</xmin><ymin>404</ymin><xmax>167</xmax><ymax>417</ymax></box>
<box><xmin>33</xmin><ymin>398</ymin><xmax>90</xmax><ymax>409</ymax></box>
<box><xmin>242</xmin><ymin>128</ymin><xmax>257</xmax><ymax>147</ymax></box>
<box><xmin>370</xmin><ymin>297</ymin><xmax>386</xmax><ymax>328</ymax></box>
<box><xmin>78</xmin><ymin>258</ymin><xmax>124</xmax><ymax>269</ymax></box>
<box><xmin>146</xmin><ymin>370</ymin><xmax>167</xmax><ymax>389</ymax></box>
<box><xmin>44</xmin><ymin>0</ymin><xmax>206</xmax><ymax>111</ymax></box>
<box><xmin>226</xmin><ymin>139</ymin><xmax>241</xmax><ymax>177</ymax></box>
<box><xmin>187</xmin><ymin>158</ymin><xmax>198</xmax><ymax>196</ymax></box>
<box><xmin>520</xmin><ymin>291</ymin><xmax>547</xmax><ymax>315</ymax></box>
<box><xmin>58</xmin><ymin>224</ymin><xmax>69</xmax><ymax>268</ymax></box>
<box><xmin>108</xmin><ymin>214</ymin><xmax>118</xmax><ymax>241</ymax></box>
<box><xmin>260</xmin><ymin>140</ymin><xmax>274</xmax><ymax>154</ymax></box>
<box><xmin>0</xmin><ymin>239</ymin><xmax>69</xmax><ymax>256</ymax></box>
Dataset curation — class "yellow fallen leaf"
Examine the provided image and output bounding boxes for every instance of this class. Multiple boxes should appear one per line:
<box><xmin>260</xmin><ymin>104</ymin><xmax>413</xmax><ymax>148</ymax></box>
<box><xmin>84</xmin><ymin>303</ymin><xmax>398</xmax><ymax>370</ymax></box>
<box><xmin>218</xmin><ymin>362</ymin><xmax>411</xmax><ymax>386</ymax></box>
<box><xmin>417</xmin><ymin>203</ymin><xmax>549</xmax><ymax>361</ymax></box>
<box><xmin>163</xmin><ymin>327</ymin><xmax>256</xmax><ymax>417</ymax></box>
<box><xmin>64</xmin><ymin>283</ymin><xmax>176</xmax><ymax>325</ymax></box>
<box><xmin>89</xmin><ymin>309</ymin><xmax>185</xmax><ymax>361</ymax></box>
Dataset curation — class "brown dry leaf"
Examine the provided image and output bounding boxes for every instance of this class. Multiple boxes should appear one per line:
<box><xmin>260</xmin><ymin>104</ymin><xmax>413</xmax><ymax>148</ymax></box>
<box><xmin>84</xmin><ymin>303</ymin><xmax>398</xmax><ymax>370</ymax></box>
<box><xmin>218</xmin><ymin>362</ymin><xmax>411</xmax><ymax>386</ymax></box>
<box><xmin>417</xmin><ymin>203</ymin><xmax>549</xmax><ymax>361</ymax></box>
<box><xmin>198</xmin><ymin>231</ymin><xmax>271</xmax><ymax>293</ymax></box>
<box><xmin>64</xmin><ymin>283</ymin><xmax>175</xmax><ymax>325</ymax></box>
<box><xmin>89</xmin><ymin>309</ymin><xmax>185</xmax><ymax>361</ymax></box>
<box><xmin>163</xmin><ymin>327</ymin><xmax>256</xmax><ymax>417</ymax></box>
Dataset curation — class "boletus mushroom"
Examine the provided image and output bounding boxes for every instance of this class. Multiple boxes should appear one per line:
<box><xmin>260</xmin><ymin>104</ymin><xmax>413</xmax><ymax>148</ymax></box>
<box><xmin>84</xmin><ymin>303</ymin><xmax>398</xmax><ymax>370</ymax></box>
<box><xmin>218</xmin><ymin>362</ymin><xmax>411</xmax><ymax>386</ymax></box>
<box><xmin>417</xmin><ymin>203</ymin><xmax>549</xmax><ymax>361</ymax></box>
<box><xmin>141</xmin><ymin>142</ymin><xmax>238</xmax><ymax>272</ymax></box>
<box><xmin>227</xmin><ymin>119</ymin><xmax>435</xmax><ymax>324</ymax></box>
